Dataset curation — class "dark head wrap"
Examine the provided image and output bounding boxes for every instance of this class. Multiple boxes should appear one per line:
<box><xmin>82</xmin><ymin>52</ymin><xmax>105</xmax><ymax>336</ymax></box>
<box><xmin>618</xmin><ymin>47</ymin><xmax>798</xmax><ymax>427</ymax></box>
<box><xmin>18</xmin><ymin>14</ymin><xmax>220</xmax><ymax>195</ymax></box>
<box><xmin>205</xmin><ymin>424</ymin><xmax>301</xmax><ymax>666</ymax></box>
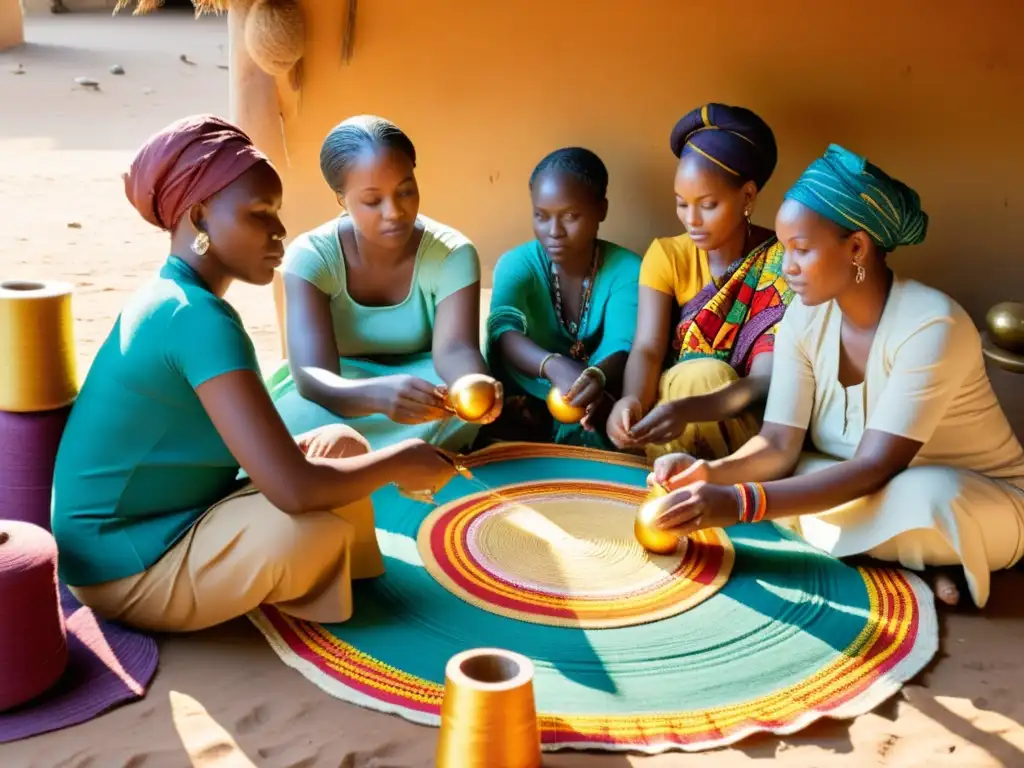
<box><xmin>784</xmin><ymin>144</ymin><xmax>928</xmax><ymax>251</ymax></box>
<box><xmin>670</xmin><ymin>103</ymin><xmax>778</xmax><ymax>190</ymax></box>
<box><xmin>123</xmin><ymin>114</ymin><xmax>270</xmax><ymax>231</ymax></box>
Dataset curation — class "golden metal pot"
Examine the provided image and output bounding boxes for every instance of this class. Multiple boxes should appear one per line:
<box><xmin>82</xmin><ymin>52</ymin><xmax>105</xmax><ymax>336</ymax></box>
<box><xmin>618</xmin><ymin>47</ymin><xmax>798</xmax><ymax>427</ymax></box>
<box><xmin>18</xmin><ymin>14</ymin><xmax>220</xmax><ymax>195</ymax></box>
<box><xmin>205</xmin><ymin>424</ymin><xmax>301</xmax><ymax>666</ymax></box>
<box><xmin>545</xmin><ymin>387</ymin><xmax>586</xmax><ymax>424</ymax></box>
<box><xmin>634</xmin><ymin>483</ymin><xmax>679</xmax><ymax>555</ymax></box>
<box><xmin>987</xmin><ymin>302</ymin><xmax>1024</xmax><ymax>353</ymax></box>
<box><xmin>448</xmin><ymin>374</ymin><xmax>498</xmax><ymax>422</ymax></box>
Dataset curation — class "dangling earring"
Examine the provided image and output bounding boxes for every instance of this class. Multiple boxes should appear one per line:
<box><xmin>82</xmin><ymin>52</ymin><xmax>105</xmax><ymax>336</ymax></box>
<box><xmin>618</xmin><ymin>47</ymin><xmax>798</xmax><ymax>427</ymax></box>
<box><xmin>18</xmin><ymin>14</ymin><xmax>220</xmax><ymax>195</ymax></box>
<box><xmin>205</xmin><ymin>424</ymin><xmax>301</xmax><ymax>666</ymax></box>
<box><xmin>854</xmin><ymin>262</ymin><xmax>866</xmax><ymax>284</ymax></box>
<box><xmin>191</xmin><ymin>231</ymin><xmax>210</xmax><ymax>256</ymax></box>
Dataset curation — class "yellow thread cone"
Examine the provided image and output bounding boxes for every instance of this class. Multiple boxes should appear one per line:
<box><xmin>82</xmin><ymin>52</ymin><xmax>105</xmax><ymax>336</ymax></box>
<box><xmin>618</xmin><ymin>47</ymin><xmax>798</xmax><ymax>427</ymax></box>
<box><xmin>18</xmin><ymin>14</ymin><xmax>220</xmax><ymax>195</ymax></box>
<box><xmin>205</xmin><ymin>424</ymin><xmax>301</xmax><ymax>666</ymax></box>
<box><xmin>0</xmin><ymin>280</ymin><xmax>77</xmax><ymax>413</ymax></box>
<box><xmin>436</xmin><ymin>648</ymin><xmax>541</xmax><ymax>768</ymax></box>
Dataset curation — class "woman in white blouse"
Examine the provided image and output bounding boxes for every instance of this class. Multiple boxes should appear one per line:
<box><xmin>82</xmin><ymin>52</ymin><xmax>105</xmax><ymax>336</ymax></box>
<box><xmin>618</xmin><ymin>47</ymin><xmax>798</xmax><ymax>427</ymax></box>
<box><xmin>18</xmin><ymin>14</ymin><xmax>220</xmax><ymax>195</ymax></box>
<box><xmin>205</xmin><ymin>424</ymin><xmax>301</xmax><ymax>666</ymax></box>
<box><xmin>645</xmin><ymin>144</ymin><xmax>1024</xmax><ymax>608</ymax></box>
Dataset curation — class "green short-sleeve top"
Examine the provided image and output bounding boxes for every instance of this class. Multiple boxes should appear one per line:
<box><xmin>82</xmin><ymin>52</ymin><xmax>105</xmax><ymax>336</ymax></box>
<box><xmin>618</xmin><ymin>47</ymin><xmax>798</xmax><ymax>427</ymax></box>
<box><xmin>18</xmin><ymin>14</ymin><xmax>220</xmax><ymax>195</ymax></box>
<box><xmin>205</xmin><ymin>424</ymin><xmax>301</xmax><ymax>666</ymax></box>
<box><xmin>282</xmin><ymin>214</ymin><xmax>481</xmax><ymax>356</ymax></box>
<box><xmin>51</xmin><ymin>256</ymin><xmax>261</xmax><ymax>587</ymax></box>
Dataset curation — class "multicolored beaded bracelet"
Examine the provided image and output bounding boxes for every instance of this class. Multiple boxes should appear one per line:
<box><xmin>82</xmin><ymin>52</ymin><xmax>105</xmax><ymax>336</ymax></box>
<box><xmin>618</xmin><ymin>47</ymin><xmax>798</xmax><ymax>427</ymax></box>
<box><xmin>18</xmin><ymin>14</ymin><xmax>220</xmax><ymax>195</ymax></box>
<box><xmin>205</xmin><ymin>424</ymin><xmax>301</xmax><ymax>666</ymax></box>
<box><xmin>733</xmin><ymin>482</ymin><xmax>767</xmax><ymax>523</ymax></box>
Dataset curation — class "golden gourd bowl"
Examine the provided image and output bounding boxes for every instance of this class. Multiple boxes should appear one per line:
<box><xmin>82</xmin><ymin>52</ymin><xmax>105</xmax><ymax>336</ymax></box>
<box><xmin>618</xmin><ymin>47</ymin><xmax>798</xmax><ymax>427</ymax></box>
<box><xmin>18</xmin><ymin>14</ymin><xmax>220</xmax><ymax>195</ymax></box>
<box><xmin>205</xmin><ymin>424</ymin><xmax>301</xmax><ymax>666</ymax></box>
<box><xmin>987</xmin><ymin>302</ymin><xmax>1024</xmax><ymax>354</ymax></box>
<box><xmin>448</xmin><ymin>374</ymin><xmax>498</xmax><ymax>422</ymax></box>
<box><xmin>546</xmin><ymin>387</ymin><xmax>587</xmax><ymax>424</ymax></box>
<box><xmin>634</xmin><ymin>483</ymin><xmax>679</xmax><ymax>555</ymax></box>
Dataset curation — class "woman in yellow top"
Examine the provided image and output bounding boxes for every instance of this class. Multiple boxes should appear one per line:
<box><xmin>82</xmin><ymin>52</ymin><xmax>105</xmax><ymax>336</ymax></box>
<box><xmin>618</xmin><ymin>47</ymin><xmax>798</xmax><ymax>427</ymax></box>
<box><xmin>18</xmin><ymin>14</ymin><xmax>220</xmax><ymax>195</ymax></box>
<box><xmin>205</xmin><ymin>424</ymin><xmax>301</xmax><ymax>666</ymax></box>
<box><xmin>607</xmin><ymin>104</ymin><xmax>794</xmax><ymax>461</ymax></box>
<box><xmin>646</xmin><ymin>145</ymin><xmax>1024</xmax><ymax>608</ymax></box>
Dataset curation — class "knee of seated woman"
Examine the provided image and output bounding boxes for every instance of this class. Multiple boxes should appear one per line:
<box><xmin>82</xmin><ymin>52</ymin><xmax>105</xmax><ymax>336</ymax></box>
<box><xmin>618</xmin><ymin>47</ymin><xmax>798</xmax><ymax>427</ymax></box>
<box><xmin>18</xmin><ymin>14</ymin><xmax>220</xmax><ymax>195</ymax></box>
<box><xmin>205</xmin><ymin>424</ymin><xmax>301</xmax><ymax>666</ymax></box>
<box><xmin>302</xmin><ymin>423</ymin><xmax>372</xmax><ymax>459</ymax></box>
<box><xmin>882</xmin><ymin>465</ymin><xmax>964</xmax><ymax>506</ymax></box>
<box><xmin>660</xmin><ymin>358</ymin><xmax>740</xmax><ymax>398</ymax></box>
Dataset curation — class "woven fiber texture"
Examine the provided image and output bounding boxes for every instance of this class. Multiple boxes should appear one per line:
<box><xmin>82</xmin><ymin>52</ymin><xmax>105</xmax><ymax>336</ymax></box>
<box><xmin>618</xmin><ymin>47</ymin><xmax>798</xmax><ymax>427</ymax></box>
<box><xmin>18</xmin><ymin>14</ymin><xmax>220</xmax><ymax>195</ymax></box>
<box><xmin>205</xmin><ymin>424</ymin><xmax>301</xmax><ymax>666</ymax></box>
<box><xmin>250</xmin><ymin>442</ymin><xmax>938</xmax><ymax>754</ymax></box>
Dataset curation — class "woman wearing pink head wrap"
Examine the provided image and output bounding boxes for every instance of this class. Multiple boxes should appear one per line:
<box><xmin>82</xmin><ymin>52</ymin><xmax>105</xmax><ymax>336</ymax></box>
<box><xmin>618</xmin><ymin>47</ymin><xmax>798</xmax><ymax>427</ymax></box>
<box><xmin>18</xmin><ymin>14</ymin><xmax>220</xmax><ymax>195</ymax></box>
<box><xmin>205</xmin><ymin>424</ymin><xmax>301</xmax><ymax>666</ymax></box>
<box><xmin>51</xmin><ymin>115</ymin><xmax>457</xmax><ymax>632</ymax></box>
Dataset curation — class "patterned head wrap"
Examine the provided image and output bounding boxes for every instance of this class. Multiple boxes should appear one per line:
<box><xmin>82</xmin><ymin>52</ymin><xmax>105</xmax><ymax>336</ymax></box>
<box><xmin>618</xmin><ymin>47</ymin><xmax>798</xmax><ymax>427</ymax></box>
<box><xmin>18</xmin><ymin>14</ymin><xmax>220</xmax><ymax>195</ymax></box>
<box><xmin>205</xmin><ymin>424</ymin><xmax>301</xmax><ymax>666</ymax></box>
<box><xmin>670</xmin><ymin>103</ymin><xmax>778</xmax><ymax>190</ymax></box>
<box><xmin>123</xmin><ymin>114</ymin><xmax>271</xmax><ymax>231</ymax></box>
<box><xmin>784</xmin><ymin>144</ymin><xmax>928</xmax><ymax>251</ymax></box>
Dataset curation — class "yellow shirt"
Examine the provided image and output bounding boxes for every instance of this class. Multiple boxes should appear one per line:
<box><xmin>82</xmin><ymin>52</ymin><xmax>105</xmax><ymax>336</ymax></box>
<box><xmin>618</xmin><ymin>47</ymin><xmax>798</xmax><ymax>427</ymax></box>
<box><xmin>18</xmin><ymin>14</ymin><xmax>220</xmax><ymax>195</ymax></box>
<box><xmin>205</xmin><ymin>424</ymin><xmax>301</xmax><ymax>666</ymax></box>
<box><xmin>638</xmin><ymin>234</ymin><xmax>712</xmax><ymax>305</ymax></box>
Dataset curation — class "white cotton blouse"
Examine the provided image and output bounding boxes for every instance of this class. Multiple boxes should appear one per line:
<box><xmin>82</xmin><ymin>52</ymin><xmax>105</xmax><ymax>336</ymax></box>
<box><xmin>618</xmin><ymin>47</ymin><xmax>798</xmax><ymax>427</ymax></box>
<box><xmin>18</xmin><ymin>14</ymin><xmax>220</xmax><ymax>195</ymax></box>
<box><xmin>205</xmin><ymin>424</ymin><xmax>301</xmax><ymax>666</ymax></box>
<box><xmin>764</xmin><ymin>276</ymin><xmax>1024</xmax><ymax>484</ymax></box>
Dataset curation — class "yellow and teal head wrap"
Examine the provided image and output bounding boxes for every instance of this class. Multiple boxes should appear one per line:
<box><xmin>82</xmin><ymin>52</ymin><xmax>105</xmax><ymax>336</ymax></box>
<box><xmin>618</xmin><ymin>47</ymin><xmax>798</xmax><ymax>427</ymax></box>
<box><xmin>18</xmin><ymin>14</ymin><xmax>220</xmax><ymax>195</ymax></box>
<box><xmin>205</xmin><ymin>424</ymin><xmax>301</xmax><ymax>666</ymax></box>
<box><xmin>670</xmin><ymin>103</ymin><xmax>778</xmax><ymax>190</ymax></box>
<box><xmin>784</xmin><ymin>144</ymin><xmax>928</xmax><ymax>251</ymax></box>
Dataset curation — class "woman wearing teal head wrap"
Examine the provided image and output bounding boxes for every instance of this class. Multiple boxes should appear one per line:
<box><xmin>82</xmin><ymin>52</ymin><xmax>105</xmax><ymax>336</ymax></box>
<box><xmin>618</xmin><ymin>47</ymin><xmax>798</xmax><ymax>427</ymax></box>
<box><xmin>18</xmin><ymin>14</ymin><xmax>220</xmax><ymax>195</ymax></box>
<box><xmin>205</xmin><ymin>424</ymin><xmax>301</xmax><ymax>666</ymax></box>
<box><xmin>639</xmin><ymin>145</ymin><xmax>1024</xmax><ymax>610</ymax></box>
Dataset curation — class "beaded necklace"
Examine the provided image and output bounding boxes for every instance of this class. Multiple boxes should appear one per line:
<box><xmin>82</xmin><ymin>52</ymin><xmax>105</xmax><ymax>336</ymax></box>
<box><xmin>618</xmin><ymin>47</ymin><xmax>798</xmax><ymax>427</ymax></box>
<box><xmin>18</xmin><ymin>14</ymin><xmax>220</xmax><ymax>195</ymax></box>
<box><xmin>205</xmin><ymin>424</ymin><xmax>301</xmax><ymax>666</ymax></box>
<box><xmin>550</xmin><ymin>243</ymin><xmax>601</xmax><ymax>362</ymax></box>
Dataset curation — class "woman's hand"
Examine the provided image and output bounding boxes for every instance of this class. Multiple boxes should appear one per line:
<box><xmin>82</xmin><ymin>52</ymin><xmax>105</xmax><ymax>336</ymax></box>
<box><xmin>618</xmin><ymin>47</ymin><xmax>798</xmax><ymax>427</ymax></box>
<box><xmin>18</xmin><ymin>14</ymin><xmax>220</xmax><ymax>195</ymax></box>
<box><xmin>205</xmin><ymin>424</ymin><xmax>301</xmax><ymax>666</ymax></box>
<box><xmin>477</xmin><ymin>379</ymin><xmax>504</xmax><ymax>424</ymax></box>
<box><xmin>372</xmin><ymin>375</ymin><xmax>449</xmax><ymax>424</ymax></box>
<box><xmin>393</xmin><ymin>440</ymin><xmax>458</xmax><ymax>495</ymax></box>
<box><xmin>647</xmin><ymin>481</ymin><xmax>740</xmax><ymax>536</ymax></box>
<box><xmin>648</xmin><ymin>453</ymin><xmax>710</xmax><ymax>489</ymax></box>
<box><xmin>544</xmin><ymin>355</ymin><xmax>586</xmax><ymax>397</ymax></box>
<box><xmin>607</xmin><ymin>396</ymin><xmax>644</xmax><ymax>448</ymax></box>
<box><xmin>437</xmin><ymin>377</ymin><xmax>505</xmax><ymax>426</ymax></box>
<box><xmin>565</xmin><ymin>367</ymin><xmax>605</xmax><ymax>410</ymax></box>
<box><xmin>627</xmin><ymin>399</ymin><xmax>690</xmax><ymax>445</ymax></box>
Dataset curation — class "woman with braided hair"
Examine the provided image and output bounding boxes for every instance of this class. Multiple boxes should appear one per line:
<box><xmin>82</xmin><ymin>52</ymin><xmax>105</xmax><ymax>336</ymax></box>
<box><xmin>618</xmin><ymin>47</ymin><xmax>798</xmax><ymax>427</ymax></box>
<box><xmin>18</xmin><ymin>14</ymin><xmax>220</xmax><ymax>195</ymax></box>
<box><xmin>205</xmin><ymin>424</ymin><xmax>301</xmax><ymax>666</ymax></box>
<box><xmin>485</xmin><ymin>147</ymin><xmax>641</xmax><ymax>448</ymax></box>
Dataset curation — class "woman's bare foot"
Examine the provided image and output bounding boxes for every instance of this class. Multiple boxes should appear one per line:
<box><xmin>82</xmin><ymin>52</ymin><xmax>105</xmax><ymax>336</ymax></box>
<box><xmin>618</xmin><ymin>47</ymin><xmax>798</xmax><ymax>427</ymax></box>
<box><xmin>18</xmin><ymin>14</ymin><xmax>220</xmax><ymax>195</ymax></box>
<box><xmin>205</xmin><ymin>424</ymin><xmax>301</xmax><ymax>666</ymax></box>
<box><xmin>933</xmin><ymin>572</ymin><xmax>960</xmax><ymax>606</ymax></box>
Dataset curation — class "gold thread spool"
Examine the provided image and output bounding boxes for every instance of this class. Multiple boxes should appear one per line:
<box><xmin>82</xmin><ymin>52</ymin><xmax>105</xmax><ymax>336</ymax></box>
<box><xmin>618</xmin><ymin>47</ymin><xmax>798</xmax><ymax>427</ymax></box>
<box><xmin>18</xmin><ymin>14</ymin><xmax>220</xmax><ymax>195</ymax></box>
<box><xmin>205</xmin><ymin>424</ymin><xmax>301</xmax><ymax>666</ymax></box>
<box><xmin>635</xmin><ymin>482</ymin><xmax>680</xmax><ymax>555</ymax></box>
<box><xmin>436</xmin><ymin>648</ymin><xmax>541</xmax><ymax>768</ymax></box>
<box><xmin>448</xmin><ymin>373</ymin><xmax>498</xmax><ymax>422</ymax></box>
<box><xmin>546</xmin><ymin>386</ymin><xmax>586</xmax><ymax>424</ymax></box>
<box><xmin>0</xmin><ymin>280</ymin><xmax>77</xmax><ymax>413</ymax></box>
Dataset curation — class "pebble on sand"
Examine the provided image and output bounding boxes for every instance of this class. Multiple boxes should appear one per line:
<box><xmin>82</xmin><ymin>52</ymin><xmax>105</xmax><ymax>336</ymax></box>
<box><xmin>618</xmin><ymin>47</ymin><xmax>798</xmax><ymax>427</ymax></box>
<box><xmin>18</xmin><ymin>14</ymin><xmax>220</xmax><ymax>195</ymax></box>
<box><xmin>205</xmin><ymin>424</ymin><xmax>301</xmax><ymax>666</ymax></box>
<box><xmin>110</xmin><ymin>65</ymin><xmax>126</xmax><ymax>75</ymax></box>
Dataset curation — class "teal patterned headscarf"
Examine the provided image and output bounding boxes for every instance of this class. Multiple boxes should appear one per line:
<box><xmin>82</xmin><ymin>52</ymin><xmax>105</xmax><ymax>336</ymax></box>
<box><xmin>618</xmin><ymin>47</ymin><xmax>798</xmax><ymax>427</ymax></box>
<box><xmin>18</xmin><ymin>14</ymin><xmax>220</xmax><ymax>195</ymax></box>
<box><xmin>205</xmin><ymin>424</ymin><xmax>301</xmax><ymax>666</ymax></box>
<box><xmin>784</xmin><ymin>144</ymin><xmax>928</xmax><ymax>251</ymax></box>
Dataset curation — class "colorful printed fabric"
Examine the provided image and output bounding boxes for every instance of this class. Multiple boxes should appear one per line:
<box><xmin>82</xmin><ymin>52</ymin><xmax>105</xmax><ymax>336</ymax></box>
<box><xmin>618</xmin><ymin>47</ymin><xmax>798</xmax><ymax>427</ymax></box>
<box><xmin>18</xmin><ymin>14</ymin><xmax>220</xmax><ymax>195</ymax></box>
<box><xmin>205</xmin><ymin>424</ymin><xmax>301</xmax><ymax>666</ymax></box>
<box><xmin>784</xmin><ymin>144</ymin><xmax>929</xmax><ymax>251</ymax></box>
<box><xmin>249</xmin><ymin>443</ymin><xmax>938</xmax><ymax>754</ymax></box>
<box><xmin>674</xmin><ymin>236</ymin><xmax>794</xmax><ymax>375</ymax></box>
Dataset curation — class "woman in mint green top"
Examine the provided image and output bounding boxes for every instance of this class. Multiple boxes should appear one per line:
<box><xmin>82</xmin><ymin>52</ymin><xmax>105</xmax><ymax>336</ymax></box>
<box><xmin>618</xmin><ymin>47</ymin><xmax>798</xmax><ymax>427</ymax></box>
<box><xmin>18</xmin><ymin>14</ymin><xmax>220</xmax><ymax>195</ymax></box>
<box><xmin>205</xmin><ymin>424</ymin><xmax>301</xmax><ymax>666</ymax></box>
<box><xmin>485</xmin><ymin>148</ymin><xmax>641</xmax><ymax>449</ymax></box>
<box><xmin>267</xmin><ymin>115</ymin><xmax>501</xmax><ymax>451</ymax></box>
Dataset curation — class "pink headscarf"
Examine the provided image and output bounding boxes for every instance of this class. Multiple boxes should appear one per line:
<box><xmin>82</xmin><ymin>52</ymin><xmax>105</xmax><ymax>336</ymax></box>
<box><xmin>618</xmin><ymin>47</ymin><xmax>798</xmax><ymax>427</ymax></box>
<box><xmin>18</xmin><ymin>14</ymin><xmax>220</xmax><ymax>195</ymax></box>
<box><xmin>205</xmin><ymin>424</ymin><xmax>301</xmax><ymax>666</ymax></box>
<box><xmin>123</xmin><ymin>114</ymin><xmax>272</xmax><ymax>231</ymax></box>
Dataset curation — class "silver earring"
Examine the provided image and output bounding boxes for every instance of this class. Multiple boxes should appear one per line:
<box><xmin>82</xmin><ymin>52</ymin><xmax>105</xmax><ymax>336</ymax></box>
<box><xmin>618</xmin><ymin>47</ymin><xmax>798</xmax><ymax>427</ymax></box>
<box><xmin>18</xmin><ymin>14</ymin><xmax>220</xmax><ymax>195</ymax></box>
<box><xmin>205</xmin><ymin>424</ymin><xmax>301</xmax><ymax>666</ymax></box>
<box><xmin>855</xmin><ymin>263</ymin><xmax>866</xmax><ymax>284</ymax></box>
<box><xmin>191</xmin><ymin>231</ymin><xmax>210</xmax><ymax>256</ymax></box>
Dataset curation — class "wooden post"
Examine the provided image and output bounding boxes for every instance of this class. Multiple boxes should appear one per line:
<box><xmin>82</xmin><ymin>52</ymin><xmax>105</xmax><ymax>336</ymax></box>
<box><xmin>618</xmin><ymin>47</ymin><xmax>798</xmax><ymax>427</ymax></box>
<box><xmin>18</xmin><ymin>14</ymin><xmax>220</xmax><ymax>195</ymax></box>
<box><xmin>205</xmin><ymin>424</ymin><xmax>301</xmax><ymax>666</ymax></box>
<box><xmin>0</xmin><ymin>0</ymin><xmax>25</xmax><ymax>52</ymax></box>
<box><xmin>227</xmin><ymin>0</ymin><xmax>290</xmax><ymax>358</ymax></box>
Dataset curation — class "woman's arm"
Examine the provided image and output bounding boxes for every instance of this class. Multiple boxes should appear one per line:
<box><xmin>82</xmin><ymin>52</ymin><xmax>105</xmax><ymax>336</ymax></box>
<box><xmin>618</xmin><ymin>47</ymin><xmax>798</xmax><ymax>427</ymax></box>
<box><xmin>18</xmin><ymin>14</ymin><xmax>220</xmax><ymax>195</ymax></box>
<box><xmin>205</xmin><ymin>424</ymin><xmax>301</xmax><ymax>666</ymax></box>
<box><xmin>620</xmin><ymin>286</ymin><xmax>672</xmax><ymax>408</ymax></box>
<box><xmin>284</xmin><ymin>274</ymin><xmax>383</xmax><ymax>418</ymax></box>
<box><xmin>431</xmin><ymin>282</ymin><xmax>490</xmax><ymax>384</ymax></box>
<box><xmin>197</xmin><ymin>369</ymin><xmax>448</xmax><ymax>515</ymax></box>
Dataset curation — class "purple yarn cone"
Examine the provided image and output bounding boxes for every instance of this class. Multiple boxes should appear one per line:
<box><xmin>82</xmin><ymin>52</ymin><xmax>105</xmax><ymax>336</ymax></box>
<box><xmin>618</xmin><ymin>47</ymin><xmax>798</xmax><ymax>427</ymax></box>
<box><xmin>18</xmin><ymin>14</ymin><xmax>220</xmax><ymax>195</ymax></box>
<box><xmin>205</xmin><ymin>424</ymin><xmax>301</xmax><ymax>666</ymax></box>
<box><xmin>0</xmin><ymin>407</ymin><xmax>71</xmax><ymax>531</ymax></box>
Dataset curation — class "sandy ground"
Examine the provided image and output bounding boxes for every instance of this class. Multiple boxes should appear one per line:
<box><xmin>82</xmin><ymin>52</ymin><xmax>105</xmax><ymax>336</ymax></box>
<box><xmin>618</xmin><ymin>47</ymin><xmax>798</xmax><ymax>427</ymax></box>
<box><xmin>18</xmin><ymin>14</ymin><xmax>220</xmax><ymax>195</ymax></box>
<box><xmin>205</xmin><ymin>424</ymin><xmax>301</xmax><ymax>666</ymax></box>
<box><xmin>2</xmin><ymin>12</ymin><xmax>1024</xmax><ymax>768</ymax></box>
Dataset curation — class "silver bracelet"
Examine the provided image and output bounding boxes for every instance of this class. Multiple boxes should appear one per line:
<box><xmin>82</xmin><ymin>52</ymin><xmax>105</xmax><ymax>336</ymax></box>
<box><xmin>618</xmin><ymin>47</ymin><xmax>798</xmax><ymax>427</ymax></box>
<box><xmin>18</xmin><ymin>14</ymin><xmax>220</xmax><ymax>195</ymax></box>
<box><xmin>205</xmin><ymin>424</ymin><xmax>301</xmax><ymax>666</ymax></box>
<box><xmin>539</xmin><ymin>352</ymin><xmax>560</xmax><ymax>380</ymax></box>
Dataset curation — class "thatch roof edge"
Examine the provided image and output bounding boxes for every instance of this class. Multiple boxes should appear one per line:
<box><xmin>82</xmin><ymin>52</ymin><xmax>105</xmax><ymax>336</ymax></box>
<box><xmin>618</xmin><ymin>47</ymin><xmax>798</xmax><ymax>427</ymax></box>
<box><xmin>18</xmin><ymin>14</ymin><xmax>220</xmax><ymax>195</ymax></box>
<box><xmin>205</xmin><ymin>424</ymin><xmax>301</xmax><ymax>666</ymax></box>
<box><xmin>114</xmin><ymin>0</ymin><xmax>229</xmax><ymax>15</ymax></box>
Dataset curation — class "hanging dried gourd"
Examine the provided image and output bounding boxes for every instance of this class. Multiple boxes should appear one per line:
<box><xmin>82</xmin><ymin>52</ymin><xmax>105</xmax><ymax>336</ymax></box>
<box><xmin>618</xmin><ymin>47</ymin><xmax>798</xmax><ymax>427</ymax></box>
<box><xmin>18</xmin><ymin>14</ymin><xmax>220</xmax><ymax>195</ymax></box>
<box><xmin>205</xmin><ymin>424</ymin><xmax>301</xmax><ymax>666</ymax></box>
<box><xmin>244</xmin><ymin>0</ymin><xmax>306</xmax><ymax>77</ymax></box>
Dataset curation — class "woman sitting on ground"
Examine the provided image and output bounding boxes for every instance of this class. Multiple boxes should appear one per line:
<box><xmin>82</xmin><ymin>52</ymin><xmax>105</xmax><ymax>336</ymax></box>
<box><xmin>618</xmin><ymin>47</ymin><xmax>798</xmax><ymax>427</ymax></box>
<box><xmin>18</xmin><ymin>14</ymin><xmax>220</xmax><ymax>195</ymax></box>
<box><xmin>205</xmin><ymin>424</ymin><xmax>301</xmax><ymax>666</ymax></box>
<box><xmin>607</xmin><ymin>103</ymin><xmax>794</xmax><ymax>461</ymax></box>
<box><xmin>646</xmin><ymin>144</ymin><xmax>1024</xmax><ymax>608</ymax></box>
<box><xmin>484</xmin><ymin>147</ymin><xmax>641</xmax><ymax>449</ymax></box>
<box><xmin>51</xmin><ymin>115</ymin><xmax>456</xmax><ymax>632</ymax></box>
<box><xmin>267</xmin><ymin>115</ymin><xmax>501</xmax><ymax>451</ymax></box>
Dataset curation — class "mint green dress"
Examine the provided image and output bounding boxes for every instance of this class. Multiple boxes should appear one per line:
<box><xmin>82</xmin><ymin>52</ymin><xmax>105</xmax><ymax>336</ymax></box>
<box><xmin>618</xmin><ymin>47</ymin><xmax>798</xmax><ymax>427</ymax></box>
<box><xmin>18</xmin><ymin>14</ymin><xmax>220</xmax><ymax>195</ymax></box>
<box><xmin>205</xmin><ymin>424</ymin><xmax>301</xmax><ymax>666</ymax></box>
<box><xmin>266</xmin><ymin>215</ymin><xmax>483</xmax><ymax>452</ymax></box>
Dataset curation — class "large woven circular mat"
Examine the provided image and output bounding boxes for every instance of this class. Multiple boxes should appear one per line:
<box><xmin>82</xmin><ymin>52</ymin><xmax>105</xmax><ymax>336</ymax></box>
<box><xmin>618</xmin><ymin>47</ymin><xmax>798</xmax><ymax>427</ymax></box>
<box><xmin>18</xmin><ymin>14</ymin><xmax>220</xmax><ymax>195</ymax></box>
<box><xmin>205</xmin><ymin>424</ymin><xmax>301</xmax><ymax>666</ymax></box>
<box><xmin>418</xmin><ymin>476</ymin><xmax>732</xmax><ymax>627</ymax></box>
<box><xmin>250</xmin><ymin>442</ymin><xmax>939</xmax><ymax>754</ymax></box>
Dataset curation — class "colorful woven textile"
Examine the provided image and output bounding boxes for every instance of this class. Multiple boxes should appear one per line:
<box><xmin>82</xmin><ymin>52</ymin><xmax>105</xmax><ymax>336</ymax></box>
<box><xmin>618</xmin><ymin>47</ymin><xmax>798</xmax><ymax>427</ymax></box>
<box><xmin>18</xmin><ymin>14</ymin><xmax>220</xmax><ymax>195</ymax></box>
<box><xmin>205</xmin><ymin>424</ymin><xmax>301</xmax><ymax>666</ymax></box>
<box><xmin>417</xmin><ymin>445</ymin><xmax>732</xmax><ymax>628</ymax></box>
<box><xmin>250</xmin><ymin>443</ymin><xmax>937</xmax><ymax>754</ymax></box>
<box><xmin>674</xmin><ymin>237</ymin><xmax>794</xmax><ymax>375</ymax></box>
